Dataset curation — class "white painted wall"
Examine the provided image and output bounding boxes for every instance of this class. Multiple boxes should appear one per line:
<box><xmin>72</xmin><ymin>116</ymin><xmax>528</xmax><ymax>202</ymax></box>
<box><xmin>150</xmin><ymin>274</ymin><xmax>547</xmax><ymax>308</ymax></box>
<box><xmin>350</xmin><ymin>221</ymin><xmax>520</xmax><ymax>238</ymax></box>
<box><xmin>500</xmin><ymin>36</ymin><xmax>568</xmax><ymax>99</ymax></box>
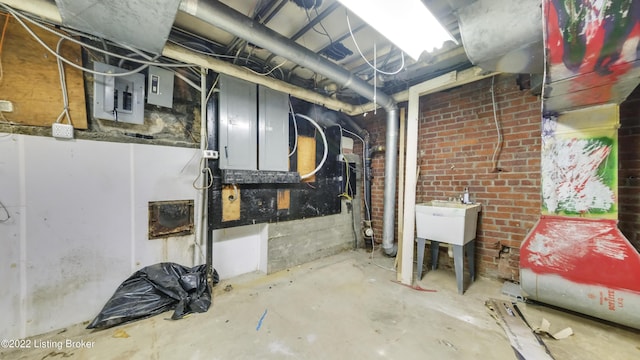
<box><xmin>213</xmin><ymin>224</ymin><xmax>268</xmax><ymax>279</ymax></box>
<box><xmin>0</xmin><ymin>133</ymin><xmax>249</xmax><ymax>339</ymax></box>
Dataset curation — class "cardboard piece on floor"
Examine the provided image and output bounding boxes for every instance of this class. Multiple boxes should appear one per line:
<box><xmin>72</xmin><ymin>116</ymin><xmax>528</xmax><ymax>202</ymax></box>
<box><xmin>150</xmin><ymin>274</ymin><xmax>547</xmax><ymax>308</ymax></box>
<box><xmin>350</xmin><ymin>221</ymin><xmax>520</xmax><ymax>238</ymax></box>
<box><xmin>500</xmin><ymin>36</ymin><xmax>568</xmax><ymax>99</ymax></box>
<box><xmin>485</xmin><ymin>298</ymin><xmax>555</xmax><ymax>360</ymax></box>
<box><xmin>534</xmin><ymin>318</ymin><xmax>574</xmax><ymax>340</ymax></box>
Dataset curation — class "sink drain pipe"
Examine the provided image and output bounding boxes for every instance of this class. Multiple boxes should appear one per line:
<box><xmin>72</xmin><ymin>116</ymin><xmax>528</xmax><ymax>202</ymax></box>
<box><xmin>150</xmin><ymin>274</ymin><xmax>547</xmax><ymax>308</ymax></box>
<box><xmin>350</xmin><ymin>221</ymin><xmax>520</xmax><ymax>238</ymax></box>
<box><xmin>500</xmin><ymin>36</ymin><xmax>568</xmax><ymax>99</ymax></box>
<box><xmin>179</xmin><ymin>0</ymin><xmax>400</xmax><ymax>256</ymax></box>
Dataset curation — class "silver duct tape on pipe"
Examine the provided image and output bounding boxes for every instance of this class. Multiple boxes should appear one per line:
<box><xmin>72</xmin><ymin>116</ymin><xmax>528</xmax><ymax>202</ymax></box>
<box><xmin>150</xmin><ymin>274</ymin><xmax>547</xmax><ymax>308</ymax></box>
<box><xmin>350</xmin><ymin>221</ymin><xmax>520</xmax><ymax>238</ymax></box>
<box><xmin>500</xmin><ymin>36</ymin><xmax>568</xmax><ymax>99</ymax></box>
<box><xmin>179</xmin><ymin>0</ymin><xmax>400</xmax><ymax>255</ymax></box>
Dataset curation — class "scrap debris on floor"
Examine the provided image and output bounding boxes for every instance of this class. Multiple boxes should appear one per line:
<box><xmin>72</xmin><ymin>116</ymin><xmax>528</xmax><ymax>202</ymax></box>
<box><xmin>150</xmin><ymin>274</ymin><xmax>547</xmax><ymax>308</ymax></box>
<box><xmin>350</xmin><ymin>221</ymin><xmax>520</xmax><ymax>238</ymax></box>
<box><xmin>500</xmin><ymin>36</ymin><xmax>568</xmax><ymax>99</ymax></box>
<box><xmin>1</xmin><ymin>250</ymin><xmax>638</xmax><ymax>360</ymax></box>
<box><xmin>486</xmin><ymin>298</ymin><xmax>555</xmax><ymax>360</ymax></box>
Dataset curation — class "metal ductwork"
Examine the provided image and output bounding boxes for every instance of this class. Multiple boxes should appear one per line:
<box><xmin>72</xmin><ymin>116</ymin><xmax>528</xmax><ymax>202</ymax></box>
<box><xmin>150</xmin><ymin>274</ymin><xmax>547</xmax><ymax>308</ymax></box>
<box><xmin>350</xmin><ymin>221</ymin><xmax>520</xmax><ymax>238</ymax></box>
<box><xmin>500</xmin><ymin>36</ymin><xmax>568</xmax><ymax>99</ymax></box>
<box><xmin>54</xmin><ymin>0</ymin><xmax>182</xmax><ymax>54</ymax></box>
<box><xmin>458</xmin><ymin>0</ymin><xmax>544</xmax><ymax>74</ymax></box>
<box><xmin>178</xmin><ymin>0</ymin><xmax>399</xmax><ymax>255</ymax></box>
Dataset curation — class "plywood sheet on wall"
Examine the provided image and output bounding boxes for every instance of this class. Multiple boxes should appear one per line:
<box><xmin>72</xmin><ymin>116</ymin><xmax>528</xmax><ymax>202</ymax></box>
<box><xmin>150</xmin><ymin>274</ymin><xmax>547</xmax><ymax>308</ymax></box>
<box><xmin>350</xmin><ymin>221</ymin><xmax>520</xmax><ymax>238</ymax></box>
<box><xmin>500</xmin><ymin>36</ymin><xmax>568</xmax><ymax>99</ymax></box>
<box><xmin>222</xmin><ymin>185</ymin><xmax>241</xmax><ymax>222</ymax></box>
<box><xmin>297</xmin><ymin>135</ymin><xmax>316</xmax><ymax>182</ymax></box>
<box><xmin>277</xmin><ymin>189</ymin><xmax>290</xmax><ymax>210</ymax></box>
<box><xmin>0</xmin><ymin>16</ymin><xmax>88</xmax><ymax>129</ymax></box>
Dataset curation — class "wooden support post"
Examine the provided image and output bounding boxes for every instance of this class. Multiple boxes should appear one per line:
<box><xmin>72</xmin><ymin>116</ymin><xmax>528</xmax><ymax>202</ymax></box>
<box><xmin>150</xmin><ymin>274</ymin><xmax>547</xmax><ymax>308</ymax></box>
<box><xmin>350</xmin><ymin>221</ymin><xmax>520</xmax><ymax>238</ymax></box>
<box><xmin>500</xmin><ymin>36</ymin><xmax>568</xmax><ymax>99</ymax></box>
<box><xmin>396</xmin><ymin>107</ymin><xmax>406</xmax><ymax>281</ymax></box>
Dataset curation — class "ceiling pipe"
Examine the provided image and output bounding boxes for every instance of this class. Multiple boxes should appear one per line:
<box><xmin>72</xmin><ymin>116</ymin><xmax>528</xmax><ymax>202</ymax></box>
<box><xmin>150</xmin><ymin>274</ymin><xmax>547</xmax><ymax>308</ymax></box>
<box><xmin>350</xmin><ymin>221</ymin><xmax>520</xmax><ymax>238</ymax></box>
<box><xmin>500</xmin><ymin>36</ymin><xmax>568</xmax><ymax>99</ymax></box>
<box><xmin>178</xmin><ymin>0</ymin><xmax>400</xmax><ymax>256</ymax></box>
<box><xmin>3</xmin><ymin>0</ymin><xmax>400</xmax><ymax>256</ymax></box>
<box><xmin>163</xmin><ymin>43</ymin><xmax>358</xmax><ymax>114</ymax></box>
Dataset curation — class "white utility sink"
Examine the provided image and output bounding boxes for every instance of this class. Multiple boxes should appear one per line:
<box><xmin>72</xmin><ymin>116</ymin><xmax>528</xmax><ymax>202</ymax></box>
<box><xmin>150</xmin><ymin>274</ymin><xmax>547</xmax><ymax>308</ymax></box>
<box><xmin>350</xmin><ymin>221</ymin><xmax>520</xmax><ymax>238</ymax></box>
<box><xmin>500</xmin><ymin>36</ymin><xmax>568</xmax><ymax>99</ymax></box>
<box><xmin>415</xmin><ymin>200</ymin><xmax>481</xmax><ymax>245</ymax></box>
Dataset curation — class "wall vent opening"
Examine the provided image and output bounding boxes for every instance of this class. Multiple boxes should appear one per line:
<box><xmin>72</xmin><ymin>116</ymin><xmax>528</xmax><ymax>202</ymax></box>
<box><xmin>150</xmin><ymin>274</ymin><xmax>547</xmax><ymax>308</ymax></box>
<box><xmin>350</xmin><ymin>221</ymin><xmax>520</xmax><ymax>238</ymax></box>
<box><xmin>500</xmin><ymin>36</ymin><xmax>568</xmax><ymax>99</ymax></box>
<box><xmin>148</xmin><ymin>200</ymin><xmax>194</xmax><ymax>239</ymax></box>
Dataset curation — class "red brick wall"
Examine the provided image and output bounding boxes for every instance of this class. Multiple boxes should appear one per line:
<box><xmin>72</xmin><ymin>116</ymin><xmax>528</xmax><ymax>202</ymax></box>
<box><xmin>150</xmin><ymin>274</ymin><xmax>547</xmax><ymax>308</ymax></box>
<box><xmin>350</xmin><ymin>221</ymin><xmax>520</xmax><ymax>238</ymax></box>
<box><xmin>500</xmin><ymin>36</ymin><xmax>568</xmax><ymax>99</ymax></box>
<box><xmin>364</xmin><ymin>74</ymin><xmax>542</xmax><ymax>279</ymax></box>
<box><xmin>619</xmin><ymin>86</ymin><xmax>640</xmax><ymax>251</ymax></box>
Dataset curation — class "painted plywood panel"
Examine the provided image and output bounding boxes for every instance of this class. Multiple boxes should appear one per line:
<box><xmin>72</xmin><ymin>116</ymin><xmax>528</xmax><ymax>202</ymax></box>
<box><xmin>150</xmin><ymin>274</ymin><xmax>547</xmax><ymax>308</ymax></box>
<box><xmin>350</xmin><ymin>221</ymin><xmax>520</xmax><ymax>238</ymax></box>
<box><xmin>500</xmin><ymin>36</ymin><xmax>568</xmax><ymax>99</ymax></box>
<box><xmin>0</xmin><ymin>133</ymin><xmax>219</xmax><ymax>340</ymax></box>
<box><xmin>0</xmin><ymin>134</ymin><xmax>207</xmax><ymax>339</ymax></box>
<box><xmin>277</xmin><ymin>189</ymin><xmax>290</xmax><ymax>210</ymax></box>
<box><xmin>0</xmin><ymin>18</ymin><xmax>88</xmax><ymax>128</ymax></box>
<box><xmin>132</xmin><ymin>144</ymin><xmax>200</xmax><ymax>267</ymax></box>
<box><xmin>22</xmin><ymin>136</ymin><xmax>131</xmax><ymax>336</ymax></box>
<box><xmin>0</xmin><ymin>133</ymin><xmax>23</xmax><ymax>339</ymax></box>
<box><xmin>222</xmin><ymin>185</ymin><xmax>241</xmax><ymax>222</ymax></box>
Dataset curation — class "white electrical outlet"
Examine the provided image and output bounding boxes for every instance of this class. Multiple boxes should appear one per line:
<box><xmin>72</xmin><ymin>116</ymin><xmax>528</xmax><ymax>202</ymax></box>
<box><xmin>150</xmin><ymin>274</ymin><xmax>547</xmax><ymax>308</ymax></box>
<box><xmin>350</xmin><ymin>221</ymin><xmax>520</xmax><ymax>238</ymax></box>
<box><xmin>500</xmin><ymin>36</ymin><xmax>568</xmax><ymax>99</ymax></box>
<box><xmin>52</xmin><ymin>123</ymin><xmax>74</xmax><ymax>139</ymax></box>
<box><xmin>203</xmin><ymin>150</ymin><xmax>219</xmax><ymax>159</ymax></box>
<box><xmin>0</xmin><ymin>100</ymin><xmax>13</xmax><ymax>112</ymax></box>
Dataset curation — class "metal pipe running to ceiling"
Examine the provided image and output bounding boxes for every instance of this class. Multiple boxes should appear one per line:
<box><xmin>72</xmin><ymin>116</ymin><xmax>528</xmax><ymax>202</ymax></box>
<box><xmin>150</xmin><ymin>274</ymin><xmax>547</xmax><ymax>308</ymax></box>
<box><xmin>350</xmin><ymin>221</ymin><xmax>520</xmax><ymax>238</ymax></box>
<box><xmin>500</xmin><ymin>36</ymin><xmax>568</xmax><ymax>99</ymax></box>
<box><xmin>178</xmin><ymin>0</ymin><xmax>399</xmax><ymax>255</ymax></box>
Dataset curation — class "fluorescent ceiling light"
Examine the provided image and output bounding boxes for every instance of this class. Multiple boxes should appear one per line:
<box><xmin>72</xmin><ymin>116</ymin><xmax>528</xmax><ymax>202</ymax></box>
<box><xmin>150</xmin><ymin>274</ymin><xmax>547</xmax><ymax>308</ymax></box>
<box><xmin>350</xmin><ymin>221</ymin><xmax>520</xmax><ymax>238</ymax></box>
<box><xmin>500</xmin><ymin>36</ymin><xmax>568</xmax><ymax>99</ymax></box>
<box><xmin>338</xmin><ymin>0</ymin><xmax>456</xmax><ymax>61</ymax></box>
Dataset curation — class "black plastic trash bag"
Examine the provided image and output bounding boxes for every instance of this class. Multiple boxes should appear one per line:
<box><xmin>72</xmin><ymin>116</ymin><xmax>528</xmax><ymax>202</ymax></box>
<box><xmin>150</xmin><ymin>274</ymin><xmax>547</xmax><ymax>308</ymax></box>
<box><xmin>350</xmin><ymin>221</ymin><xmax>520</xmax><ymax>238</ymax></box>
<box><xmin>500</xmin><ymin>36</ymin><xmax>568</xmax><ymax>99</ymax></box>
<box><xmin>87</xmin><ymin>263</ymin><xmax>219</xmax><ymax>329</ymax></box>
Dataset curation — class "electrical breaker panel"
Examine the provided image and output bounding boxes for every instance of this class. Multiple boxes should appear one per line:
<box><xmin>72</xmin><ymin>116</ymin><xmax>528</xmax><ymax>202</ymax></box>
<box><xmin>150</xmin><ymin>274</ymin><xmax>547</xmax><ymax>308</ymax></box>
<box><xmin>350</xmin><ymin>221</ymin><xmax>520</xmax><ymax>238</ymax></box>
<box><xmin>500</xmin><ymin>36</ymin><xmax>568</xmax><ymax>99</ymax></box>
<box><xmin>219</xmin><ymin>75</ymin><xmax>258</xmax><ymax>170</ymax></box>
<box><xmin>93</xmin><ymin>62</ymin><xmax>145</xmax><ymax>124</ymax></box>
<box><xmin>258</xmin><ymin>86</ymin><xmax>289</xmax><ymax>171</ymax></box>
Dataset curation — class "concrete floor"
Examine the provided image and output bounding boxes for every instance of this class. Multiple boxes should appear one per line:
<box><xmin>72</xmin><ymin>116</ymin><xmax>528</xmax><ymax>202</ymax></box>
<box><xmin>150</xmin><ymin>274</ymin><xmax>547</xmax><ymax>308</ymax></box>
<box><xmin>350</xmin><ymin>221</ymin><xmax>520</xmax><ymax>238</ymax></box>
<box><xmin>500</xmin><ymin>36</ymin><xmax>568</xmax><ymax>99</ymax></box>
<box><xmin>3</xmin><ymin>250</ymin><xmax>639</xmax><ymax>359</ymax></box>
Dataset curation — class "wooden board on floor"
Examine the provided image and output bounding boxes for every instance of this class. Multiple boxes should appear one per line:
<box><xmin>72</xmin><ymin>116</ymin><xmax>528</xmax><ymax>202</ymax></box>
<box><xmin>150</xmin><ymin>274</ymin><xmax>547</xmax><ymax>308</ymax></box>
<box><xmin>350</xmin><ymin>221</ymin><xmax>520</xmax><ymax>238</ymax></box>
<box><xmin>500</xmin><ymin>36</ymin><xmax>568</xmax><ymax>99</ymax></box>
<box><xmin>0</xmin><ymin>15</ymin><xmax>88</xmax><ymax>128</ymax></box>
<box><xmin>297</xmin><ymin>135</ymin><xmax>316</xmax><ymax>182</ymax></box>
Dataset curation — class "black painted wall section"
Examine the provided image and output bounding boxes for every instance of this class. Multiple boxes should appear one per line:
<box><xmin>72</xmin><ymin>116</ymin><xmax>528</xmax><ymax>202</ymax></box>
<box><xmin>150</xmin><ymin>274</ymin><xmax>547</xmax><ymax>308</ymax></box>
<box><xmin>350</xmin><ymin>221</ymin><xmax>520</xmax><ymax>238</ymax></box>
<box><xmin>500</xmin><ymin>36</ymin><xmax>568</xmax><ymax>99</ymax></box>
<box><xmin>207</xmin><ymin>96</ymin><xmax>347</xmax><ymax>229</ymax></box>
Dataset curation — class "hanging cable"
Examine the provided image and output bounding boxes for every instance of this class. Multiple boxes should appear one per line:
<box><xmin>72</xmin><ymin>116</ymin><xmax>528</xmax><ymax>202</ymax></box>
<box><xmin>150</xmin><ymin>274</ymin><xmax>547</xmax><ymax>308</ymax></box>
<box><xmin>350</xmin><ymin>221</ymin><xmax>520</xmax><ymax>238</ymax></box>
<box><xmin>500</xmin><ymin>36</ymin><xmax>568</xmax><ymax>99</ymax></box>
<box><xmin>294</xmin><ymin>113</ymin><xmax>328</xmax><ymax>180</ymax></box>
<box><xmin>167</xmin><ymin>39</ymin><xmax>242</xmax><ymax>60</ymax></box>
<box><xmin>288</xmin><ymin>98</ymin><xmax>299</xmax><ymax>157</ymax></box>
<box><xmin>0</xmin><ymin>4</ymin><xmax>195</xmax><ymax>78</ymax></box>
<box><xmin>114</xmin><ymin>48</ymin><xmax>201</xmax><ymax>91</ymax></box>
<box><xmin>193</xmin><ymin>157</ymin><xmax>214</xmax><ymax>190</ymax></box>
<box><xmin>305</xmin><ymin>6</ymin><xmax>333</xmax><ymax>43</ymax></box>
<box><xmin>0</xmin><ymin>198</ymin><xmax>10</xmax><ymax>223</ymax></box>
<box><xmin>243</xmin><ymin>59</ymin><xmax>287</xmax><ymax>77</ymax></box>
<box><xmin>490</xmin><ymin>76</ymin><xmax>503</xmax><ymax>172</ymax></box>
<box><xmin>54</xmin><ymin>38</ymin><xmax>72</xmax><ymax>126</ymax></box>
<box><xmin>346</xmin><ymin>11</ymin><xmax>405</xmax><ymax>76</ymax></box>
<box><xmin>3</xmin><ymin>6</ymin><xmax>148</xmax><ymax>76</ymax></box>
<box><xmin>340</xmin><ymin>128</ymin><xmax>369</xmax><ymax>221</ymax></box>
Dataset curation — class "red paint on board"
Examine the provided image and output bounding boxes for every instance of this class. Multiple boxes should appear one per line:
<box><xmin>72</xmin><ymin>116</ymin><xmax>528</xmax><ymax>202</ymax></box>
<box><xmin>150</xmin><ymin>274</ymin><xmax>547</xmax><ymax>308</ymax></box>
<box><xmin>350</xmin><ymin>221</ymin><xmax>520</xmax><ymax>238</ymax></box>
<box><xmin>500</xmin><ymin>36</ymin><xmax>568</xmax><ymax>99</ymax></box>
<box><xmin>521</xmin><ymin>216</ymin><xmax>640</xmax><ymax>293</ymax></box>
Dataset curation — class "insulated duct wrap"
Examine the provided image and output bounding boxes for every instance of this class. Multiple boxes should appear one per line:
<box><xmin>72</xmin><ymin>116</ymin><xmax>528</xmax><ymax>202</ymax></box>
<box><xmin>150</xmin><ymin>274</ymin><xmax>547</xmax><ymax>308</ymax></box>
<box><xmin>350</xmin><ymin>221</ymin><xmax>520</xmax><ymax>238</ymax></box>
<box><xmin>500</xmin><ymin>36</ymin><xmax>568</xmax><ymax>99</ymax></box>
<box><xmin>458</xmin><ymin>0</ymin><xmax>544</xmax><ymax>73</ymax></box>
<box><xmin>54</xmin><ymin>0</ymin><xmax>182</xmax><ymax>54</ymax></box>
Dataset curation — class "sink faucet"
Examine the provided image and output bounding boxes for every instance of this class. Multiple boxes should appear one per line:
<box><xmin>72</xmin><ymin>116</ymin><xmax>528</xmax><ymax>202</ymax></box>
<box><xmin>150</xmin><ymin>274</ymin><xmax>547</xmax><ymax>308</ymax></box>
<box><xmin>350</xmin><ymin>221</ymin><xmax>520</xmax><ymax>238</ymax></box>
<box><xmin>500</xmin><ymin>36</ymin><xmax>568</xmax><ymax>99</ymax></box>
<box><xmin>461</xmin><ymin>187</ymin><xmax>470</xmax><ymax>204</ymax></box>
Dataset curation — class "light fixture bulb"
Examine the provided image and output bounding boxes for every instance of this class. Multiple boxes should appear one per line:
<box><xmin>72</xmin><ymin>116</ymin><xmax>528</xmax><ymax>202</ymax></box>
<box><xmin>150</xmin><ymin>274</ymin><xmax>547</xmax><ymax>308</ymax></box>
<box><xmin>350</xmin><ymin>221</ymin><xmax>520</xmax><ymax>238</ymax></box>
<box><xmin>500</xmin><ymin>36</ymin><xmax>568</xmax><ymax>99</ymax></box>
<box><xmin>338</xmin><ymin>0</ymin><xmax>456</xmax><ymax>60</ymax></box>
